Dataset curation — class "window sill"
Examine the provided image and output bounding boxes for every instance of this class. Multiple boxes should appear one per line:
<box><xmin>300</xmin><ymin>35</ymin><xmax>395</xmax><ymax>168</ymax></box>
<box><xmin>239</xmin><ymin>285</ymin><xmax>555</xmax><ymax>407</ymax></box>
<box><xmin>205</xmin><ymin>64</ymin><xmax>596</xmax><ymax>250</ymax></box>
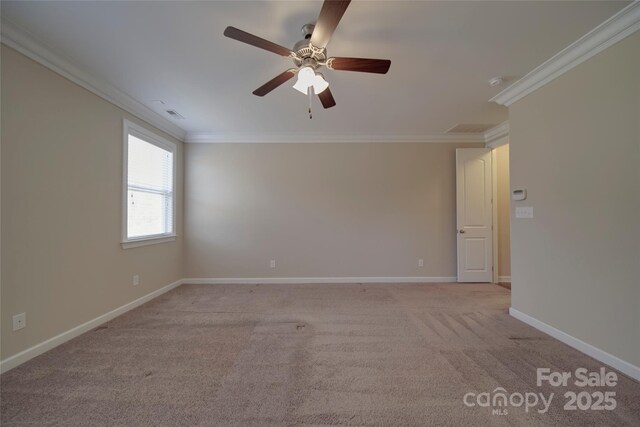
<box><xmin>121</xmin><ymin>235</ymin><xmax>176</xmax><ymax>249</ymax></box>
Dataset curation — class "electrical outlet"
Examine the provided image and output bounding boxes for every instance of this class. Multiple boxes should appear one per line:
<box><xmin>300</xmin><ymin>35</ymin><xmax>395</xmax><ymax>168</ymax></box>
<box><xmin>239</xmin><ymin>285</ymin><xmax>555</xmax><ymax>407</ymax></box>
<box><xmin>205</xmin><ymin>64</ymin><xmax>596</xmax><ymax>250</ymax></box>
<box><xmin>13</xmin><ymin>313</ymin><xmax>26</xmax><ymax>331</ymax></box>
<box><xmin>270</xmin><ymin>260</ymin><xmax>276</xmax><ymax>269</ymax></box>
<box><xmin>418</xmin><ymin>259</ymin><xmax>424</xmax><ymax>268</ymax></box>
<box><xmin>133</xmin><ymin>274</ymin><xmax>140</xmax><ymax>286</ymax></box>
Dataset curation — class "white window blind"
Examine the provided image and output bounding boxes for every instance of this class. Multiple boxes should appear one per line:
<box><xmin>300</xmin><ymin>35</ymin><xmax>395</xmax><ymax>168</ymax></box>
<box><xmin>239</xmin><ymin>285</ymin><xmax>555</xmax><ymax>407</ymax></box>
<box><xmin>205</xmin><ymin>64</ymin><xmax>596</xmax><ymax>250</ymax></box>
<box><xmin>126</xmin><ymin>133</ymin><xmax>174</xmax><ymax>240</ymax></box>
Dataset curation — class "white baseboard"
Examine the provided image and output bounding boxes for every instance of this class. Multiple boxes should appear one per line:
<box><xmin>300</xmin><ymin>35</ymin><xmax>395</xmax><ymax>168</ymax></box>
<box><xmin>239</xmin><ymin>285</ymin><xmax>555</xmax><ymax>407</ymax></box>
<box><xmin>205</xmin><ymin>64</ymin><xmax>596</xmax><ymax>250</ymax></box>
<box><xmin>183</xmin><ymin>276</ymin><xmax>457</xmax><ymax>285</ymax></box>
<box><xmin>499</xmin><ymin>276</ymin><xmax>511</xmax><ymax>283</ymax></box>
<box><xmin>0</xmin><ymin>279</ymin><xmax>184</xmax><ymax>374</ymax></box>
<box><xmin>509</xmin><ymin>308</ymin><xmax>640</xmax><ymax>382</ymax></box>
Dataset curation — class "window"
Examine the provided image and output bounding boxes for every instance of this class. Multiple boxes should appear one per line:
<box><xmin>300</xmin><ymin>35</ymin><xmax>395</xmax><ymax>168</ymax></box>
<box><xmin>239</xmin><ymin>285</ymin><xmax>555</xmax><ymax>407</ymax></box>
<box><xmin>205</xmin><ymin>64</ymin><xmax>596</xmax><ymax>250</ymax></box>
<box><xmin>122</xmin><ymin>120</ymin><xmax>176</xmax><ymax>248</ymax></box>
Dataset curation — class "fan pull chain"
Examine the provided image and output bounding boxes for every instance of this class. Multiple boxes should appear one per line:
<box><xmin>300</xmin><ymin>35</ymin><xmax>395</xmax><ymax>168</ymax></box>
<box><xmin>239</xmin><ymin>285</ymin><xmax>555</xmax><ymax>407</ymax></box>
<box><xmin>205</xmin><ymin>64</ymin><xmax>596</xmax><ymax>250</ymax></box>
<box><xmin>308</xmin><ymin>87</ymin><xmax>313</xmax><ymax>119</ymax></box>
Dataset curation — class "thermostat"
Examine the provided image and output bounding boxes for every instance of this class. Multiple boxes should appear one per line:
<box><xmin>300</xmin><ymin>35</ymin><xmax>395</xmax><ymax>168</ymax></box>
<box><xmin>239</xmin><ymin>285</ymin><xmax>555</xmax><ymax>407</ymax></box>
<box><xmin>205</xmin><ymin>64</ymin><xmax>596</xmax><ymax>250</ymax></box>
<box><xmin>512</xmin><ymin>189</ymin><xmax>527</xmax><ymax>201</ymax></box>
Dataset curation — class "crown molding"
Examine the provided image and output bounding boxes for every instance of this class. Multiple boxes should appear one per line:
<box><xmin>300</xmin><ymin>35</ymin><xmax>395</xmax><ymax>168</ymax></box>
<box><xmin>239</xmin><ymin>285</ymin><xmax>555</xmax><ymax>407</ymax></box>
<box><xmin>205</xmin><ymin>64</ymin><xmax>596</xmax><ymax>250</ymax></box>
<box><xmin>0</xmin><ymin>17</ymin><xmax>496</xmax><ymax>146</ymax></box>
<box><xmin>185</xmin><ymin>131</ymin><xmax>487</xmax><ymax>144</ymax></box>
<box><xmin>1</xmin><ymin>19</ymin><xmax>187</xmax><ymax>141</ymax></box>
<box><xmin>491</xmin><ymin>1</ymin><xmax>640</xmax><ymax>106</ymax></box>
<box><xmin>484</xmin><ymin>121</ymin><xmax>509</xmax><ymax>147</ymax></box>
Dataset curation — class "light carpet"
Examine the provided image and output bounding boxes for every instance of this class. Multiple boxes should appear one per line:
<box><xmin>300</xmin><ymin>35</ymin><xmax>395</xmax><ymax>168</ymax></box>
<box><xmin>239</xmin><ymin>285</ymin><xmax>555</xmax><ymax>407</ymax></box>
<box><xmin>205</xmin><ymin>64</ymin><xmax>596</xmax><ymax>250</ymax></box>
<box><xmin>1</xmin><ymin>283</ymin><xmax>639</xmax><ymax>426</ymax></box>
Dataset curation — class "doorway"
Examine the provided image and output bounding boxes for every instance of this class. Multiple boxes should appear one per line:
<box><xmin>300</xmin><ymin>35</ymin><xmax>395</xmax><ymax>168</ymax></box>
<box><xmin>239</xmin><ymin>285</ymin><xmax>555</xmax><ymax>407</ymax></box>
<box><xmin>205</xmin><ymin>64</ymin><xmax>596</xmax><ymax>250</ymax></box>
<box><xmin>455</xmin><ymin>144</ymin><xmax>511</xmax><ymax>285</ymax></box>
<box><xmin>455</xmin><ymin>148</ymin><xmax>493</xmax><ymax>282</ymax></box>
<box><xmin>493</xmin><ymin>143</ymin><xmax>511</xmax><ymax>288</ymax></box>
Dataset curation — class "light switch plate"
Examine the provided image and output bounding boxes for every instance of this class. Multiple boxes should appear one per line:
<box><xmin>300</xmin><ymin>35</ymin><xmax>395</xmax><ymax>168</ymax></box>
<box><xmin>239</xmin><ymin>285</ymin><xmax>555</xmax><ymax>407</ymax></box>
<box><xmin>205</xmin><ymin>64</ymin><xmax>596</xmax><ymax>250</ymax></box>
<box><xmin>515</xmin><ymin>206</ymin><xmax>534</xmax><ymax>219</ymax></box>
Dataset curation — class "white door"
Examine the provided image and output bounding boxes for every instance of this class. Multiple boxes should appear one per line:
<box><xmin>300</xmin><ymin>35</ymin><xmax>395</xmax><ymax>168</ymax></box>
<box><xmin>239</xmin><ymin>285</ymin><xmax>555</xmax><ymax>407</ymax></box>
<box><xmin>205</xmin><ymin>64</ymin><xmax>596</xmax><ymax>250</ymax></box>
<box><xmin>456</xmin><ymin>148</ymin><xmax>493</xmax><ymax>282</ymax></box>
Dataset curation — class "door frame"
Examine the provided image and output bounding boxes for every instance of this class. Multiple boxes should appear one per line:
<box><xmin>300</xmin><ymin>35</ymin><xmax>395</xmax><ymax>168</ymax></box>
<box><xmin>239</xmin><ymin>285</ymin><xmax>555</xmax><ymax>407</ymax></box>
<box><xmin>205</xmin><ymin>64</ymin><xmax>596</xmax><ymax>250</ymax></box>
<box><xmin>487</xmin><ymin>132</ymin><xmax>510</xmax><ymax>284</ymax></box>
<box><xmin>491</xmin><ymin>149</ymin><xmax>499</xmax><ymax>284</ymax></box>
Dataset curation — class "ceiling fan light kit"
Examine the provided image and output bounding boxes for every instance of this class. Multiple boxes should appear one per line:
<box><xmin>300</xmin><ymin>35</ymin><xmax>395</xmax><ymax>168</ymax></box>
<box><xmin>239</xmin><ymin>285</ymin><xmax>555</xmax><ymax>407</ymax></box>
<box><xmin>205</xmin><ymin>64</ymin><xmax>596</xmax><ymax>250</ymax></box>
<box><xmin>292</xmin><ymin>66</ymin><xmax>329</xmax><ymax>95</ymax></box>
<box><xmin>223</xmin><ymin>0</ymin><xmax>390</xmax><ymax>117</ymax></box>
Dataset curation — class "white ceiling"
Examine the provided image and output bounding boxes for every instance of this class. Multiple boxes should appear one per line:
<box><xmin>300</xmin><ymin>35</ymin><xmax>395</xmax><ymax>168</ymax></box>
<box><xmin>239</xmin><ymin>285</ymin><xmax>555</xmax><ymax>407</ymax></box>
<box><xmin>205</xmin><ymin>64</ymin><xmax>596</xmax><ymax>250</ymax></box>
<box><xmin>1</xmin><ymin>1</ymin><xmax>628</xmax><ymax>137</ymax></box>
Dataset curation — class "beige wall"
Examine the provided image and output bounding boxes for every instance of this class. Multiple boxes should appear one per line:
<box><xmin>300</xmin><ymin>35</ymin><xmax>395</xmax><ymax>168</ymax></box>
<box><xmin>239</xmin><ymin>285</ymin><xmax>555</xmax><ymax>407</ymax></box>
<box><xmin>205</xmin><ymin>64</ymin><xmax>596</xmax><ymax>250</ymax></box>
<box><xmin>509</xmin><ymin>32</ymin><xmax>640</xmax><ymax>367</ymax></box>
<box><xmin>1</xmin><ymin>46</ymin><xmax>184</xmax><ymax>360</ymax></box>
<box><xmin>495</xmin><ymin>143</ymin><xmax>511</xmax><ymax>279</ymax></box>
<box><xmin>185</xmin><ymin>142</ymin><xmax>483</xmax><ymax>279</ymax></box>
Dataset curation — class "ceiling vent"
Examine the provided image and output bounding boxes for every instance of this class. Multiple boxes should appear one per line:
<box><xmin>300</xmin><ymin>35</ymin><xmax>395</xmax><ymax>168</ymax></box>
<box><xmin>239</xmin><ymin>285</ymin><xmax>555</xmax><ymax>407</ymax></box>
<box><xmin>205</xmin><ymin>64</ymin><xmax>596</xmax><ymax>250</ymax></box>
<box><xmin>446</xmin><ymin>124</ymin><xmax>495</xmax><ymax>133</ymax></box>
<box><xmin>165</xmin><ymin>109</ymin><xmax>185</xmax><ymax>120</ymax></box>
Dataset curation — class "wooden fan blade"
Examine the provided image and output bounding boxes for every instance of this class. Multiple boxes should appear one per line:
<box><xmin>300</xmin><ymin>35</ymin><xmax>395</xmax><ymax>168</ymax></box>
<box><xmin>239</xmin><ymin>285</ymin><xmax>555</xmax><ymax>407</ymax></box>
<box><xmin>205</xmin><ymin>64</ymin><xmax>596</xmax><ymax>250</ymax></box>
<box><xmin>327</xmin><ymin>57</ymin><xmax>391</xmax><ymax>74</ymax></box>
<box><xmin>253</xmin><ymin>69</ymin><xmax>297</xmax><ymax>97</ymax></box>
<box><xmin>318</xmin><ymin>88</ymin><xmax>336</xmax><ymax>109</ymax></box>
<box><xmin>224</xmin><ymin>26</ymin><xmax>292</xmax><ymax>57</ymax></box>
<box><xmin>310</xmin><ymin>0</ymin><xmax>351</xmax><ymax>49</ymax></box>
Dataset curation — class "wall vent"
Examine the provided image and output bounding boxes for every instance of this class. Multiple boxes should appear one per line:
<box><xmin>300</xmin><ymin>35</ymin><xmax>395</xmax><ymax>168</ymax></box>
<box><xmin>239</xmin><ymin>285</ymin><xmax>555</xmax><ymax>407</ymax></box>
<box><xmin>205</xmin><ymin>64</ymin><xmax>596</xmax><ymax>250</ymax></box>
<box><xmin>446</xmin><ymin>123</ymin><xmax>495</xmax><ymax>133</ymax></box>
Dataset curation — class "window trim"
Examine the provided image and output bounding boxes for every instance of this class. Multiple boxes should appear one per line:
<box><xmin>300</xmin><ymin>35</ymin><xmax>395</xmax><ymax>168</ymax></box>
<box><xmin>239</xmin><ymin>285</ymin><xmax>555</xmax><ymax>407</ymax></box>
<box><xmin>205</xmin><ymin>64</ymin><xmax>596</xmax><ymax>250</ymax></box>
<box><xmin>121</xmin><ymin>119</ymin><xmax>177</xmax><ymax>249</ymax></box>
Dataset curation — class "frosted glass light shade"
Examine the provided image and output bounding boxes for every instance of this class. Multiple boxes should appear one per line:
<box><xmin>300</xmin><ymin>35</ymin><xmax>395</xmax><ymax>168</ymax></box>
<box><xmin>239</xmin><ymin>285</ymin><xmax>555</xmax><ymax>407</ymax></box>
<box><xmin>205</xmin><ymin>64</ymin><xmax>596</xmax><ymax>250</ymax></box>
<box><xmin>293</xmin><ymin>67</ymin><xmax>328</xmax><ymax>94</ymax></box>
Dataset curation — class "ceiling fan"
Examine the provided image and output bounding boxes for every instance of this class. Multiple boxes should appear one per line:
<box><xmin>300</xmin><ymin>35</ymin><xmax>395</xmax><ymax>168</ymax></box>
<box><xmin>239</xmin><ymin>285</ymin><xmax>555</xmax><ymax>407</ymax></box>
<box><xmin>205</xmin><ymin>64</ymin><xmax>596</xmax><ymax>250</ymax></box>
<box><xmin>223</xmin><ymin>0</ymin><xmax>391</xmax><ymax>117</ymax></box>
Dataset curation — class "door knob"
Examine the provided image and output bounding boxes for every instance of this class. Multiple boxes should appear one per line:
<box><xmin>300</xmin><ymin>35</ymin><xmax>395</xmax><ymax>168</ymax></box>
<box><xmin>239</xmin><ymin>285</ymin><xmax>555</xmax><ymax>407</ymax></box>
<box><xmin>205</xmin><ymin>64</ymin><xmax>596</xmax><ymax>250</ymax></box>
<box><xmin>458</xmin><ymin>229</ymin><xmax>466</xmax><ymax>234</ymax></box>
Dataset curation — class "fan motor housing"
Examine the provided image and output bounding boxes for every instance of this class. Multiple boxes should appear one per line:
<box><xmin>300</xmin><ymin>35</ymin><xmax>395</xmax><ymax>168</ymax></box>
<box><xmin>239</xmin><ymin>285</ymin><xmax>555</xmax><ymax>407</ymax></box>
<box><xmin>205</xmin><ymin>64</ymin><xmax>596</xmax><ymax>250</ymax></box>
<box><xmin>292</xmin><ymin>24</ymin><xmax>327</xmax><ymax>68</ymax></box>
